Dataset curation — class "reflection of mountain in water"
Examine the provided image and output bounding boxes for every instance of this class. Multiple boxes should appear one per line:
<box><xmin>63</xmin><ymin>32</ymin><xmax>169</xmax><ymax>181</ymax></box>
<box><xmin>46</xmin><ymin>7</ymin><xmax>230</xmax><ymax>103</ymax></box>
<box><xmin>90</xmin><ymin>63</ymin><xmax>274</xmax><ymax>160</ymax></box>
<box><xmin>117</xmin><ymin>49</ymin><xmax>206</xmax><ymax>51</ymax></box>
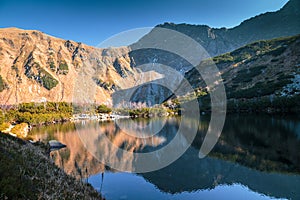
<box><xmin>30</xmin><ymin>123</ymin><xmax>106</xmax><ymax>177</ymax></box>
<box><xmin>31</xmin><ymin>120</ymin><xmax>170</xmax><ymax>176</ymax></box>
<box><xmin>76</xmin><ymin>119</ymin><xmax>169</xmax><ymax>172</ymax></box>
<box><xmin>30</xmin><ymin>115</ymin><xmax>300</xmax><ymax>199</ymax></box>
<box><xmin>195</xmin><ymin>114</ymin><xmax>300</xmax><ymax>173</ymax></box>
<box><xmin>141</xmin><ymin>147</ymin><xmax>300</xmax><ymax>200</ymax></box>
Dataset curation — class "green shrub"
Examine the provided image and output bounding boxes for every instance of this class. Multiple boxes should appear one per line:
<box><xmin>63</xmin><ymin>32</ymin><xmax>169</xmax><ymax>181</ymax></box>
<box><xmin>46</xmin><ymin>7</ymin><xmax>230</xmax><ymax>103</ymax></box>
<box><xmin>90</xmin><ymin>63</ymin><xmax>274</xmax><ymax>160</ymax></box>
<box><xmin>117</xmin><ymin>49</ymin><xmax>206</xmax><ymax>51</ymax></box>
<box><xmin>0</xmin><ymin>75</ymin><xmax>6</xmax><ymax>92</ymax></box>
<box><xmin>266</xmin><ymin>46</ymin><xmax>286</xmax><ymax>57</ymax></box>
<box><xmin>96</xmin><ymin>104</ymin><xmax>112</xmax><ymax>114</ymax></box>
<box><xmin>213</xmin><ymin>53</ymin><xmax>234</xmax><ymax>63</ymax></box>
<box><xmin>3</xmin><ymin>102</ymin><xmax>73</xmax><ymax>125</ymax></box>
<box><xmin>278</xmin><ymin>74</ymin><xmax>294</xmax><ymax>80</ymax></box>
<box><xmin>227</xmin><ymin>95</ymin><xmax>300</xmax><ymax>113</ymax></box>
<box><xmin>228</xmin><ymin>78</ymin><xmax>293</xmax><ymax>99</ymax></box>
<box><xmin>233</xmin><ymin>52</ymin><xmax>252</xmax><ymax>62</ymax></box>
<box><xmin>0</xmin><ymin>122</ymin><xmax>10</xmax><ymax>132</ymax></box>
<box><xmin>25</xmin><ymin>62</ymin><xmax>59</xmax><ymax>90</ymax></box>
<box><xmin>16</xmin><ymin>112</ymin><xmax>32</xmax><ymax>124</ymax></box>
<box><xmin>0</xmin><ymin>110</ymin><xmax>4</xmax><ymax>124</ymax></box>
<box><xmin>40</xmin><ymin>70</ymin><xmax>59</xmax><ymax>90</ymax></box>
<box><xmin>232</xmin><ymin>65</ymin><xmax>267</xmax><ymax>84</ymax></box>
<box><xmin>59</xmin><ymin>63</ymin><xmax>68</xmax><ymax>71</ymax></box>
<box><xmin>49</xmin><ymin>62</ymin><xmax>56</xmax><ymax>71</ymax></box>
<box><xmin>58</xmin><ymin>62</ymin><xmax>69</xmax><ymax>75</ymax></box>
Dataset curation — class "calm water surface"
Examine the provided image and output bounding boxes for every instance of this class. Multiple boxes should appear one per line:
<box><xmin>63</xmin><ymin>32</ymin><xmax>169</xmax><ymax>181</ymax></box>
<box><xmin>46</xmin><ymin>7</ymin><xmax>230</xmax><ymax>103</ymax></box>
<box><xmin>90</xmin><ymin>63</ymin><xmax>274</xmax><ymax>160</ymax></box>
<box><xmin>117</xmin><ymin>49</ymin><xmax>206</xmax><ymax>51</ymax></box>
<box><xmin>30</xmin><ymin>114</ymin><xmax>300</xmax><ymax>200</ymax></box>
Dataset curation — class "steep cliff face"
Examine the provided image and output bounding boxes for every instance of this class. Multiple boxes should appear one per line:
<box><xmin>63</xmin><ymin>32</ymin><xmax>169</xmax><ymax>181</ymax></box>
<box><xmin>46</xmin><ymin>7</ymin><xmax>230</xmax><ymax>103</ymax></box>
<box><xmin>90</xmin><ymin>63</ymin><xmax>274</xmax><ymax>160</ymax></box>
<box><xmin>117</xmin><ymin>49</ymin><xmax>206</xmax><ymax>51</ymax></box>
<box><xmin>0</xmin><ymin>28</ymin><xmax>137</xmax><ymax>105</ymax></box>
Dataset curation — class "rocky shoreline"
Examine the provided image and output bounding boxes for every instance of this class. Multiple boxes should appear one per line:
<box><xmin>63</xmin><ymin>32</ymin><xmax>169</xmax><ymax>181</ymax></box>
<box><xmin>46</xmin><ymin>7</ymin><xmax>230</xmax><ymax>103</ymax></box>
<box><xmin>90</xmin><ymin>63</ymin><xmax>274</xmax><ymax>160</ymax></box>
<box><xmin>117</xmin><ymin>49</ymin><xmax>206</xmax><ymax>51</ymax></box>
<box><xmin>71</xmin><ymin>113</ymin><xmax>131</xmax><ymax>121</ymax></box>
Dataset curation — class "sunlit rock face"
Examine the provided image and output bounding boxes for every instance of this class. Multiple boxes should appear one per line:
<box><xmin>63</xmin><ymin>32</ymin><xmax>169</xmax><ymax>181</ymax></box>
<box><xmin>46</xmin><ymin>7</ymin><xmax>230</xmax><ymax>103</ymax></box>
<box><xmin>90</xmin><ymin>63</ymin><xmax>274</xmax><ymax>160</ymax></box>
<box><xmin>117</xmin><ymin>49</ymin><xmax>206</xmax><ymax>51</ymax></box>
<box><xmin>2</xmin><ymin>0</ymin><xmax>299</xmax><ymax>105</ymax></box>
<box><xmin>0</xmin><ymin>28</ymin><xmax>180</xmax><ymax>106</ymax></box>
<box><xmin>0</xmin><ymin>28</ymin><xmax>138</xmax><ymax>105</ymax></box>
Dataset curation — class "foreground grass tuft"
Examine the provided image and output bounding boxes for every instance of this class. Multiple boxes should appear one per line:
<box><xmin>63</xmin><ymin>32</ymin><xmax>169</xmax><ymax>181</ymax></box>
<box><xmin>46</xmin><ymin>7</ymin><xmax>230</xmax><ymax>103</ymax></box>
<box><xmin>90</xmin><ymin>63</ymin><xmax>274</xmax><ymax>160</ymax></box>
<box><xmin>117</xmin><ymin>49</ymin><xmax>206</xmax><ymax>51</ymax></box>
<box><xmin>0</xmin><ymin>133</ymin><xmax>102</xmax><ymax>200</ymax></box>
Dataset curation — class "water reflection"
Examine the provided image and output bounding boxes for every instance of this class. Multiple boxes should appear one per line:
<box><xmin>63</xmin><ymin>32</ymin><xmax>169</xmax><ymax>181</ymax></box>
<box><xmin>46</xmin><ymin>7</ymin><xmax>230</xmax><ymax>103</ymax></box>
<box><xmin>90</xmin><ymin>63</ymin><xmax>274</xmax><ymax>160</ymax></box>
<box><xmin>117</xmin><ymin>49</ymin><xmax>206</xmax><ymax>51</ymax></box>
<box><xmin>141</xmin><ymin>147</ymin><xmax>300</xmax><ymax>199</ymax></box>
<box><xmin>75</xmin><ymin>117</ymin><xmax>201</xmax><ymax>172</ymax></box>
<box><xmin>209</xmin><ymin>114</ymin><xmax>300</xmax><ymax>173</ymax></box>
<box><xmin>30</xmin><ymin>114</ymin><xmax>300</xmax><ymax>199</ymax></box>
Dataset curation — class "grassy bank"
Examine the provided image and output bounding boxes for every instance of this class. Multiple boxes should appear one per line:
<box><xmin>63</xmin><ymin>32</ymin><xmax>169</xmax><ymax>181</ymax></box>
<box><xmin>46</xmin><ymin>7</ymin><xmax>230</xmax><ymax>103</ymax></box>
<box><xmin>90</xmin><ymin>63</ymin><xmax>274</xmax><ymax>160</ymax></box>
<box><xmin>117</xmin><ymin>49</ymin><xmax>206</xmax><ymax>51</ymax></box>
<box><xmin>0</xmin><ymin>133</ymin><xmax>102</xmax><ymax>199</ymax></box>
<box><xmin>0</xmin><ymin>102</ymin><xmax>73</xmax><ymax>126</ymax></box>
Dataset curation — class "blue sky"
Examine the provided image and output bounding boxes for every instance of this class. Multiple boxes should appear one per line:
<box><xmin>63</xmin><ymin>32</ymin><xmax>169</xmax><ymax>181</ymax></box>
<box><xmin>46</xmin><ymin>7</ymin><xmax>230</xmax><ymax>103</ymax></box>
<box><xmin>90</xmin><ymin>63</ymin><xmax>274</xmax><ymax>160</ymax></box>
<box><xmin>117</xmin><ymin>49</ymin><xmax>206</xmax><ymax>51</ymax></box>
<box><xmin>0</xmin><ymin>0</ymin><xmax>289</xmax><ymax>46</ymax></box>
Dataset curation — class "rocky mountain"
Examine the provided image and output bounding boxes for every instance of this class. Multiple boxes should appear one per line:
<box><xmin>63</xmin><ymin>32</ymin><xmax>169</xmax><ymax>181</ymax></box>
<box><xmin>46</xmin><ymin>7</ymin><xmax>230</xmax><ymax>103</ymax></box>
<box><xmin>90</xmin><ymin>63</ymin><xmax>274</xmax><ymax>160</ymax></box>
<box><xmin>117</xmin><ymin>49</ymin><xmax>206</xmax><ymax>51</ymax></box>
<box><xmin>147</xmin><ymin>0</ymin><xmax>300</xmax><ymax>57</ymax></box>
<box><xmin>184</xmin><ymin>33</ymin><xmax>300</xmax><ymax>112</ymax></box>
<box><xmin>124</xmin><ymin>0</ymin><xmax>300</xmax><ymax>105</ymax></box>
<box><xmin>0</xmin><ymin>28</ymin><xmax>139</xmax><ymax>105</ymax></box>
<box><xmin>0</xmin><ymin>0</ymin><xmax>299</xmax><ymax>106</ymax></box>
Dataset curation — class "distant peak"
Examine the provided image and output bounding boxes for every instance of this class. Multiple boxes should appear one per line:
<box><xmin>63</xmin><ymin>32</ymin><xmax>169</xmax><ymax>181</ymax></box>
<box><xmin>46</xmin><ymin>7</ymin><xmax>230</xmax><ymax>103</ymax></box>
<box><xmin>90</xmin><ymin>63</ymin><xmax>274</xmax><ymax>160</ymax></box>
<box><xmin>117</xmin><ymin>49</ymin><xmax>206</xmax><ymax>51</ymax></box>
<box><xmin>0</xmin><ymin>27</ymin><xmax>38</xmax><ymax>32</ymax></box>
<box><xmin>281</xmin><ymin>0</ymin><xmax>300</xmax><ymax>13</ymax></box>
<box><xmin>156</xmin><ymin>22</ymin><xmax>211</xmax><ymax>29</ymax></box>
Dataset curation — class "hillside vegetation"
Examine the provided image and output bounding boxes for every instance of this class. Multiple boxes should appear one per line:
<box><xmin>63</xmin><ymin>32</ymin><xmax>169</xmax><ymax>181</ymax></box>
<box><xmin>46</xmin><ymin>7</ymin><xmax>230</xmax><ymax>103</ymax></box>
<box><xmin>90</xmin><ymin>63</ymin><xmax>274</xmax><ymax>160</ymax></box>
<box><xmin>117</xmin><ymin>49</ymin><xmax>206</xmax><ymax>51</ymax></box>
<box><xmin>182</xmin><ymin>34</ymin><xmax>300</xmax><ymax>113</ymax></box>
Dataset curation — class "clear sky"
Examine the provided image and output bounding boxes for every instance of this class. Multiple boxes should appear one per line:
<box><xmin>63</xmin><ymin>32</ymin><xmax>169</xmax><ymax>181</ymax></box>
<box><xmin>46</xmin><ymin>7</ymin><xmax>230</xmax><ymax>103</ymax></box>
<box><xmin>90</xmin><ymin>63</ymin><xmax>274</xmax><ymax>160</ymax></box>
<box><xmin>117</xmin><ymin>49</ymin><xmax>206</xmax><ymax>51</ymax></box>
<box><xmin>0</xmin><ymin>0</ymin><xmax>289</xmax><ymax>46</ymax></box>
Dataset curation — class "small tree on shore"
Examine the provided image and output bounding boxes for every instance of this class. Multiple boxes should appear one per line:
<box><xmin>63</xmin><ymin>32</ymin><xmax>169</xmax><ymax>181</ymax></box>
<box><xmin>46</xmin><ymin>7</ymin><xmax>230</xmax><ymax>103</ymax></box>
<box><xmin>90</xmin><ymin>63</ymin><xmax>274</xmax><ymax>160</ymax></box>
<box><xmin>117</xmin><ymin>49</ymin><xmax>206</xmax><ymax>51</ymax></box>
<box><xmin>96</xmin><ymin>104</ymin><xmax>112</xmax><ymax>114</ymax></box>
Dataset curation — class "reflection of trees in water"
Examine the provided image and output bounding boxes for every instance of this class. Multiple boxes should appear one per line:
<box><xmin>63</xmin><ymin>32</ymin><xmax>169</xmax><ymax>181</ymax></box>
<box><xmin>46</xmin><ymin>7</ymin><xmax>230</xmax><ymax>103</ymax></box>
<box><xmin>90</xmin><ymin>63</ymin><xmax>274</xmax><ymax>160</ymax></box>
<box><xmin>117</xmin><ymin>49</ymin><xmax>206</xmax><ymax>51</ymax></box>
<box><xmin>192</xmin><ymin>114</ymin><xmax>300</xmax><ymax>173</ymax></box>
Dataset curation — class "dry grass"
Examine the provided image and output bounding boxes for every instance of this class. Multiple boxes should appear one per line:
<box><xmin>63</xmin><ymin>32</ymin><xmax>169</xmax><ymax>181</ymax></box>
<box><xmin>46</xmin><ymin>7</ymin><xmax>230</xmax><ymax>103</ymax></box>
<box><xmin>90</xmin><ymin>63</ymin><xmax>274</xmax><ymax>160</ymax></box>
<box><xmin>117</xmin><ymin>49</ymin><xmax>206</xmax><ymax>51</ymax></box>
<box><xmin>0</xmin><ymin>133</ymin><xmax>102</xmax><ymax>200</ymax></box>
